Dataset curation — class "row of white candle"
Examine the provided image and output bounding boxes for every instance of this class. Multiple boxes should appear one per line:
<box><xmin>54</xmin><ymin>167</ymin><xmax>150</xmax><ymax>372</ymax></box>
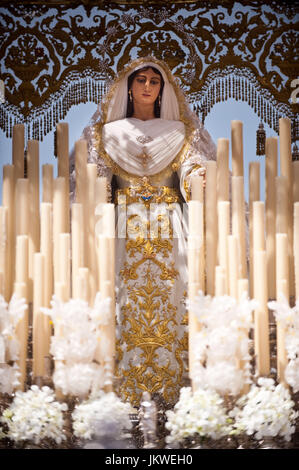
<box><xmin>0</xmin><ymin>123</ymin><xmax>116</xmax><ymax>392</ymax></box>
<box><xmin>188</xmin><ymin>118</ymin><xmax>299</xmax><ymax>388</ymax></box>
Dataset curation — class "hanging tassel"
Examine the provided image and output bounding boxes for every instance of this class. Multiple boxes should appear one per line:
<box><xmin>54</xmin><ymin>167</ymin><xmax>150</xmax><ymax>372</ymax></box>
<box><xmin>256</xmin><ymin>121</ymin><xmax>266</xmax><ymax>156</ymax></box>
<box><xmin>292</xmin><ymin>142</ymin><xmax>299</xmax><ymax>161</ymax></box>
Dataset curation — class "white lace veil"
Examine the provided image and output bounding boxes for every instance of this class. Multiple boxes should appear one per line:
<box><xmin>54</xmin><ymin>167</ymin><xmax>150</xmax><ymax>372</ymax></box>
<box><xmin>105</xmin><ymin>60</ymin><xmax>180</xmax><ymax>123</ymax></box>
<box><xmin>69</xmin><ymin>56</ymin><xmax>217</xmax><ymax>201</ymax></box>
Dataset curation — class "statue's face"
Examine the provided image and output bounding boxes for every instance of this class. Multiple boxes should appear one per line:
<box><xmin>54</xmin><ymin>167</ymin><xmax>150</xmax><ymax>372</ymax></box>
<box><xmin>131</xmin><ymin>68</ymin><xmax>161</xmax><ymax>107</ymax></box>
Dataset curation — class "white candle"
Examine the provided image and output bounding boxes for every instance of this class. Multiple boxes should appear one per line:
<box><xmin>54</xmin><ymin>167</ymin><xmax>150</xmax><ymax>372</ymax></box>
<box><xmin>15</xmin><ymin>235</ymin><xmax>29</xmax><ymax>284</ymax></box>
<box><xmin>252</xmin><ymin>201</ymin><xmax>265</xmax><ymax>296</ymax></box>
<box><xmin>77</xmin><ymin>267</ymin><xmax>90</xmax><ymax>302</ymax></box>
<box><xmin>12</xmin><ymin>124</ymin><xmax>24</xmax><ymax>179</ymax></box>
<box><xmin>216</xmin><ymin>138</ymin><xmax>229</xmax><ymax>201</ymax></box>
<box><xmin>228</xmin><ymin>234</ymin><xmax>239</xmax><ymax>299</ymax></box>
<box><xmin>40</xmin><ymin>203</ymin><xmax>53</xmax><ymax>307</ymax></box>
<box><xmin>42</xmin><ymin>164</ymin><xmax>54</xmax><ymax>203</ymax></box>
<box><xmin>276</xmin><ymin>233</ymin><xmax>289</xmax><ymax>300</ymax></box>
<box><xmin>265</xmin><ymin>137</ymin><xmax>278</xmax><ymax>300</ymax></box>
<box><xmin>96</xmin><ymin>177</ymin><xmax>108</xmax><ymax>203</ymax></box>
<box><xmin>101</xmin><ymin>279</ymin><xmax>115</xmax><ymax>392</ymax></box>
<box><xmin>254</xmin><ymin>250</ymin><xmax>270</xmax><ymax>376</ymax></box>
<box><xmin>188</xmin><ymin>280</ymin><xmax>201</xmax><ymax>389</ymax></box>
<box><xmin>14</xmin><ymin>281</ymin><xmax>28</xmax><ymax>391</ymax></box>
<box><xmin>2</xmin><ymin>165</ymin><xmax>15</xmax><ymax>301</ymax></box>
<box><xmin>15</xmin><ymin>178</ymin><xmax>29</xmax><ymax>236</ymax></box>
<box><xmin>249</xmin><ymin>161</ymin><xmax>260</xmax><ymax>297</ymax></box>
<box><xmin>215</xmin><ymin>265</ymin><xmax>226</xmax><ymax>296</ymax></box>
<box><xmin>0</xmin><ymin>207</ymin><xmax>7</xmax><ymax>295</ymax></box>
<box><xmin>59</xmin><ymin>233</ymin><xmax>71</xmax><ymax>301</ymax></box>
<box><xmin>294</xmin><ymin>203</ymin><xmax>299</xmax><ymax>300</ymax></box>
<box><xmin>32</xmin><ymin>252</ymin><xmax>45</xmax><ymax>378</ymax></box>
<box><xmin>217</xmin><ymin>201</ymin><xmax>230</xmax><ymax>294</ymax></box>
<box><xmin>57</xmin><ymin>123</ymin><xmax>70</xmax><ymax>233</ymax></box>
<box><xmin>231</xmin><ymin>120</ymin><xmax>244</xmax><ymax>176</ymax></box>
<box><xmin>276</xmin><ymin>176</ymin><xmax>288</xmax><ymax>233</ymax></box>
<box><xmin>27</xmin><ymin>140</ymin><xmax>40</xmax><ymax>303</ymax></box>
<box><xmin>293</xmin><ymin>161</ymin><xmax>299</xmax><ymax>203</ymax></box>
<box><xmin>53</xmin><ymin>177</ymin><xmax>67</xmax><ymax>285</ymax></box>
<box><xmin>87</xmin><ymin>164</ymin><xmax>98</xmax><ymax>304</ymax></box>
<box><xmin>232</xmin><ymin>176</ymin><xmax>247</xmax><ymax>278</ymax></box>
<box><xmin>279</xmin><ymin>118</ymin><xmax>294</xmax><ymax>297</ymax></box>
<box><xmin>276</xmin><ymin>278</ymin><xmax>288</xmax><ymax>387</ymax></box>
<box><xmin>71</xmin><ymin>203</ymin><xmax>84</xmax><ymax>299</ymax></box>
<box><xmin>190</xmin><ymin>175</ymin><xmax>204</xmax><ymax>202</ymax></box>
<box><xmin>205</xmin><ymin>161</ymin><xmax>217</xmax><ymax>295</ymax></box>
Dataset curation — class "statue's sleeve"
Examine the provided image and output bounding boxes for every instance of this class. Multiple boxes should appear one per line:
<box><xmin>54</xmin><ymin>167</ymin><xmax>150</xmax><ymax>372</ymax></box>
<box><xmin>177</xmin><ymin>125</ymin><xmax>217</xmax><ymax>202</ymax></box>
<box><xmin>69</xmin><ymin>122</ymin><xmax>113</xmax><ymax>203</ymax></box>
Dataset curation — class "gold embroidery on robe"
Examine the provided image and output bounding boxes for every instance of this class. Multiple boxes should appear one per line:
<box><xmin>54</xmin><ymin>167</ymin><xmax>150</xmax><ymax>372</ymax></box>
<box><xmin>115</xmin><ymin>187</ymin><xmax>188</xmax><ymax>407</ymax></box>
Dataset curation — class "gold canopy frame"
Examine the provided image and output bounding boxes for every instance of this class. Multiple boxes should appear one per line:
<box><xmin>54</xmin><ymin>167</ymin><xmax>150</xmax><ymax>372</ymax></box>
<box><xmin>0</xmin><ymin>0</ymin><xmax>298</xmax><ymax>154</ymax></box>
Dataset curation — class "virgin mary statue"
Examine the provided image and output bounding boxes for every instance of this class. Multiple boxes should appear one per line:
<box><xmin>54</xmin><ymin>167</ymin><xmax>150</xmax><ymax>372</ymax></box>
<box><xmin>70</xmin><ymin>56</ymin><xmax>217</xmax><ymax>407</ymax></box>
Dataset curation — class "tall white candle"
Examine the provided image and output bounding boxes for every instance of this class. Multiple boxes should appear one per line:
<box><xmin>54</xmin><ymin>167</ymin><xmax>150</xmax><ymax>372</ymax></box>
<box><xmin>217</xmin><ymin>201</ymin><xmax>230</xmax><ymax>294</ymax></box>
<box><xmin>217</xmin><ymin>138</ymin><xmax>229</xmax><ymax>201</ymax></box>
<box><xmin>276</xmin><ymin>233</ymin><xmax>289</xmax><ymax>300</ymax></box>
<box><xmin>253</xmin><ymin>201</ymin><xmax>265</xmax><ymax>297</ymax></box>
<box><xmin>27</xmin><ymin>140</ymin><xmax>40</xmax><ymax>303</ymax></box>
<box><xmin>32</xmin><ymin>253</ymin><xmax>46</xmax><ymax>378</ymax></box>
<box><xmin>205</xmin><ymin>161</ymin><xmax>217</xmax><ymax>295</ymax></box>
<box><xmin>42</xmin><ymin>164</ymin><xmax>54</xmax><ymax>203</ymax></box>
<box><xmin>294</xmin><ymin>203</ymin><xmax>299</xmax><ymax>300</ymax></box>
<box><xmin>71</xmin><ymin>203</ymin><xmax>84</xmax><ymax>299</ymax></box>
<box><xmin>15</xmin><ymin>178</ymin><xmax>29</xmax><ymax>237</ymax></box>
<box><xmin>276</xmin><ymin>278</ymin><xmax>288</xmax><ymax>386</ymax></box>
<box><xmin>14</xmin><ymin>281</ymin><xmax>28</xmax><ymax>391</ymax></box>
<box><xmin>231</xmin><ymin>120</ymin><xmax>244</xmax><ymax>176</ymax></box>
<box><xmin>188</xmin><ymin>280</ymin><xmax>201</xmax><ymax>389</ymax></box>
<box><xmin>53</xmin><ymin>177</ymin><xmax>67</xmax><ymax>285</ymax></box>
<box><xmin>228</xmin><ymin>234</ymin><xmax>239</xmax><ymax>299</ymax></box>
<box><xmin>249</xmin><ymin>161</ymin><xmax>260</xmax><ymax>297</ymax></box>
<box><xmin>2</xmin><ymin>165</ymin><xmax>15</xmax><ymax>301</ymax></box>
<box><xmin>279</xmin><ymin>118</ymin><xmax>294</xmax><ymax>297</ymax></box>
<box><xmin>215</xmin><ymin>266</ymin><xmax>226</xmax><ymax>297</ymax></box>
<box><xmin>293</xmin><ymin>161</ymin><xmax>299</xmax><ymax>203</ymax></box>
<box><xmin>57</xmin><ymin>123</ymin><xmax>70</xmax><ymax>233</ymax></box>
<box><xmin>87</xmin><ymin>164</ymin><xmax>98</xmax><ymax>304</ymax></box>
<box><xmin>0</xmin><ymin>207</ymin><xmax>7</xmax><ymax>296</ymax></box>
<box><xmin>59</xmin><ymin>233</ymin><xmax>71</xmax><ymax>301</ymax></box>
<box><xmin>232</xmin><ymin>176</ymin><xmax>247</xmax><ymax>278</ymax></box>
<box><xmin>40</xmin><ymin>203</ymin><xmax>53</xmax><ymax>307</ymax></box>
<box><xmin>265</xmin><ymin>137</ymin><xmax>278</xmax><ymax>299</ymax></box>
<box><xmin>254</xmin><ymin>250</ymin><xmax>270</xmax><ymax>376</ymax></box>
<box><xmin>12</xmin><ymin>124</ymin><xmax>24</xmax><ymax>179</ymax></box>
<box><xmin>15</xmin><ymin>235</ymin><xmax>29</xmax><ymax>284</ymax></box>
<box><xmin>191</xmin><ymin>175</ymin><xmax>204</xmax><ymax>202</ymax></box>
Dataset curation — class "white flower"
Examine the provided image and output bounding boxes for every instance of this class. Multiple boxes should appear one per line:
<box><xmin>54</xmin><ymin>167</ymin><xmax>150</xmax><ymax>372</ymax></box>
<box><xmin>165</xmin><ymin>387</ymin><xmax>232</xmax><ymax>444</ymax></box>
<box><xmin>0</xmin><ymin>386</ymin><xmax>68</xmax><ymax>444</ymax></box>
<box><xmin>230</xmin><ymin>378</ymin><xmax>298</xmax><ymax>441</ymax></box>
<box><xmin>41</xmin><ymin>294</ymin><xmax>112</xmax><ymax>398</ymax></box>
<box><xmin>189</xmin><ymin>292</ymin><xmax>255</xmax><ymax>396</ymax></box>
<box><xmin>0</xmin><ymin>294</ymin><xmax>27</xmax><ymax>394</ymax></box>
<box><xmin>268</xmin><ymin>299</ymin><xmax>299</xmax><ymax>392</ymax></box>
<box><xmin>72</xmin><ymin>391</ymin><xmax>134</xmax><ymax>440</ymax></box>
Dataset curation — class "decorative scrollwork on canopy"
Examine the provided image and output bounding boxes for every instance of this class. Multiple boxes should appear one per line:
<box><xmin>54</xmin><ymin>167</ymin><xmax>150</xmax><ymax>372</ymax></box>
<box><xmin>0</xmin><ymin>0</ymin><xmax>298</xmax><ymax>149</ymax></box>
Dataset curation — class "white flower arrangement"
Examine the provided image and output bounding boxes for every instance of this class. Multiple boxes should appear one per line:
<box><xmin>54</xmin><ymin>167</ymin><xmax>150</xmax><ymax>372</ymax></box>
<box><xmin>0</xmin><ymin>294</ymin><xmax>27</xmax><ymax>394</ymax></box>
<box><xmin>188</xmin><ymin>292</ymin><xmax>257</xmax><ymax>396</ymax></box>
<box><xmin>72</xmin><ymin>390</ymin><xmax>134</xmax><ymax>441</ymax></box>
<box><xmin>268</xmin><ymin>297</ymin><xmax>299</xmax><ymax>392</ymax></box>
<box><xmin>0</xmin><ymin>385</ymin><xmax>68</xmax><ymax>445</ymax></box>
<box><xmin>165</xmin><ymin>387</ymin><xmax>233</xmax><ymax>445</ymax></box>
<box><xmin>41</xmin><ymin>292</ymin><xmax>112</xmax><ymax>398</ymax></box>
<box><xmin>229</xmin><ymin>377</ymin><xmax>298</xmax><ymax>442</ymax></box>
